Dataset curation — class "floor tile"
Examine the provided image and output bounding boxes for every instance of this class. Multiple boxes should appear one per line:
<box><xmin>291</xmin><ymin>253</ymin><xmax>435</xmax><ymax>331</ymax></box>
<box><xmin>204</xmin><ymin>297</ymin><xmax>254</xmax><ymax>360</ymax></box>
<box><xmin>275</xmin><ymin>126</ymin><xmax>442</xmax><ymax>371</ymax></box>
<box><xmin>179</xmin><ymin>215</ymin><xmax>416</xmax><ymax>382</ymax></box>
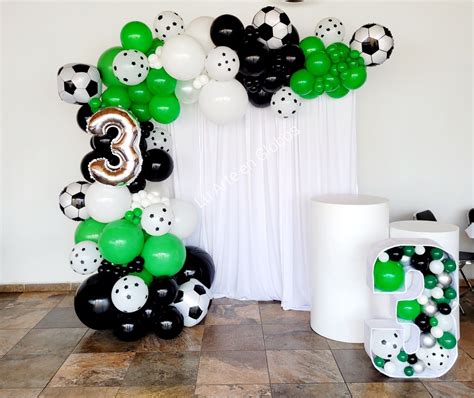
<box><xmin>460</xmin><ymin>321</ymin><xmax>473</xmax><ymax>358</ymax></box>
<box><xmin>56</xmin><ymin>295</ymin><xmax>75</xmax><ymax>308</ymax></box>
<box><xmin>263</xmin><ymin>323</ymin><xmax>329</xmax><ymax>350</ymax></box>
<box><xmin>212</xmin><ymin>298</ymin><xmax>257</xmax><ymax>305</ymax></box>
<box><xmin>195</xmin><ymin>384</ymin><xmax>271</xmax><ymax>397</ymax></box>
<box><xmin>74</xmin><ymin>330</ymin><xmax>140</xmax><ymax>353</ymax></box>
<box><xmin>347</xmin><ymin>382</ymin><xmax>430</xmax><ymax>397</ymax></box>
<box><xmin>136</xmin><ymin>326</ymin><xmax>204</xmax><ymax>352</ymax></box>
<box><xmin>202</xmin><ymin>324</ymin><xmax>264</xmax><ymax>351</ymax></box>
<box><xmin>39</xmin><ymin>387</ymin><xmax>119</xmax><ymax>398</ymax></box>
<box><xmin>271</xmin><ymin>383</ymin><xmax>350</xmax><ymax>397</ymax></box>
<box><xmin>423</xmin><ymin>381</ymin><xmax>474</xmax><ymax>397</ymax></box>
<box><xmin>8</xmin><ymin>293</ymin><xmax>65</xmax><ymax>309</ymax></box>
<box><xmin>326</xmin><ymin>338</ymin><xmax>364</xmax><ymax>350</ymax></box>
<box><xmin>0</xmin><ymin>329</ymin><xmax>29</xmax><ymax>355</ymax></box>
<box><xmin>197</xmin><ymin>351</ymin><xmax>269</xmax><ymax>385</ymax></box>
<box><xmin>266</xmin><ymin>349</ymin><xmax>343</xmax><ymax>384</ymax></box>
<box><xmin>8</xmin><ymin>328</ymin><xmax>87</xmax><ymax>356</ymax></box>
<box><xmin>0</xmin><ymin>307</ymin><xmax>50</xmax><ymax>329</ymax></box>
<box><xmin>0</xmin><ymin>293</ymin><xmax>21</xmax><ymax>301</ymax></box>
<box><xmin>0</xmin><ymin>389</ymin><xmax>42</xmax><ymax>398</ymax></box>
<box><xmin>438</xmin><ymin>349</ymin><xmax>473</xmax><ymax>381</ymax></box>
<box><xmin>48</xmin><ymin>353</ymin><xmax>134</xmax><ymax>387</ymax></box>
<box><xmin>259</xmin><ymin>304</ymin><xmax>309</xmax><ymax>325</ymax></box>
<box><xmin>117</xmin><ymin>385</ymin><xmax>195</xmax><ymax>397</ymax></box>
<box><xmin>205</xmin><ymin>304</ymin><xmax>261</xmax><ymax>325</ymax></box>
<box><xmin>122</xmin><ymin>352</ymin><xmax>199</xmax><ymax>386</ymax></box>
<box><xmin>332</xmin><ymin>349</ymin><xmax>389</xmax><ymax>383</ymax></box>
<box><xmin>34</xmin><ymin>308</ymin><xmax>84</xmax><ymax>329</ymax></box>
<box><xmin>0</xmin><ymin>354</ymin><xmax>66</xmax><ymax>388</ymax></box>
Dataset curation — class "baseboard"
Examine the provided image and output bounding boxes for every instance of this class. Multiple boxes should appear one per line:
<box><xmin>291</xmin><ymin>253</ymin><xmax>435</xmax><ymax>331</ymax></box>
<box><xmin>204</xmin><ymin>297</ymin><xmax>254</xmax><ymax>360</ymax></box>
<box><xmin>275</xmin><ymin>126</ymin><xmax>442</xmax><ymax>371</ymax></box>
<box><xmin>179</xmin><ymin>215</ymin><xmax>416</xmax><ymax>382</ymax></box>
<box><xmin>0</xmin><ymin>283</ymin><xmax>80</xmax><ymax>293</ymax></box>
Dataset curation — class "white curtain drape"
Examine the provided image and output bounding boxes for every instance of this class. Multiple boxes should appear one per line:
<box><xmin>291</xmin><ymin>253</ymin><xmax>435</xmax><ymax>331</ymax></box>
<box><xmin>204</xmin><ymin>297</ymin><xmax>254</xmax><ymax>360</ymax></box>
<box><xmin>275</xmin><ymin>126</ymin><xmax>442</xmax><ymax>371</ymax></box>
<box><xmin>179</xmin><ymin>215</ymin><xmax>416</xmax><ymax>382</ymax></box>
<box><xmin>169</xmin><ymin>93</ymin><xmax>357</xmax><ymax>310</ymax></box>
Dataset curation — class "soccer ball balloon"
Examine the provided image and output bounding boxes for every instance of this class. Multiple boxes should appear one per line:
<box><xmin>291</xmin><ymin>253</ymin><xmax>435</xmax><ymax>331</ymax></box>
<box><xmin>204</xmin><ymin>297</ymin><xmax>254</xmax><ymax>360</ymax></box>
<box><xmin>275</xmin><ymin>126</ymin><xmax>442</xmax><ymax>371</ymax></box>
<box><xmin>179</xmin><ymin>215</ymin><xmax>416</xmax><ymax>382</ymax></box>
<box><xmin>172</xmin><ymin>278</ymin><xmax>212</xmax><ymax>327</ymax></box>
<box><xmin>350</xmin><ymin>23</ymin><xmax>394</xmax><ymax>67</ymax></box>
<box><xmin>59</xmin><ymin>181</ymin><xmax>90</xmax><ymax>221</ymax></box>
<box><xmin>57</xmin><ymin>63</ymin><xmax>102</xmax><ymax>104</ymax></box>
<box><xmin>252</xmin><ymin>6</ymin><xmax>292</xmax><ymax>50</ymax></box>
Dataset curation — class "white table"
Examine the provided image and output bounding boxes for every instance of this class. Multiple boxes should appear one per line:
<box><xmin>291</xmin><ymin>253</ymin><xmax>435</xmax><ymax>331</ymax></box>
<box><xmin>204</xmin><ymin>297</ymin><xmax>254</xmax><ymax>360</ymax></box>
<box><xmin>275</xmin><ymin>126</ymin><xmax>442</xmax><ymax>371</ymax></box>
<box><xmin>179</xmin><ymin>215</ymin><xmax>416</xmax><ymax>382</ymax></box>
<box><xmin>309</xmin><ymin>194</ymin><xmax>389</xmax><ymax>343</ymax></box>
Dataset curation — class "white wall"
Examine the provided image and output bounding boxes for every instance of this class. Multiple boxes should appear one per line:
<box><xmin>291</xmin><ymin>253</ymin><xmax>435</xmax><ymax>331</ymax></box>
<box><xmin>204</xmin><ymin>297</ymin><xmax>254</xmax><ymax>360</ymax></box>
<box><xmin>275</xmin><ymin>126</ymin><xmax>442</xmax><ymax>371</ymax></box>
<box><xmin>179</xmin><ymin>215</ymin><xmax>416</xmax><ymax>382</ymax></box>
<box><xmin>1</xmin><ymin>1</ymin><xmax>472</xmax><ymax>284</ymax></box>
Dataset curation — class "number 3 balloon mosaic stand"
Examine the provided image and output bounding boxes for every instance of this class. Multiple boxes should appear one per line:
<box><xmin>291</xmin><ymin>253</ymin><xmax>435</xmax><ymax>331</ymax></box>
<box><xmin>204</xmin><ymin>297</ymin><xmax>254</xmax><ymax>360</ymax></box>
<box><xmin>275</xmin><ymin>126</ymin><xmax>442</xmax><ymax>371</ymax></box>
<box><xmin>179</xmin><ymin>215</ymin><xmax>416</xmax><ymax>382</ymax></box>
<box><xmin>366</xmin><ymin>239</ymin><xmax>459</xmax><ymax>378</ymax></box>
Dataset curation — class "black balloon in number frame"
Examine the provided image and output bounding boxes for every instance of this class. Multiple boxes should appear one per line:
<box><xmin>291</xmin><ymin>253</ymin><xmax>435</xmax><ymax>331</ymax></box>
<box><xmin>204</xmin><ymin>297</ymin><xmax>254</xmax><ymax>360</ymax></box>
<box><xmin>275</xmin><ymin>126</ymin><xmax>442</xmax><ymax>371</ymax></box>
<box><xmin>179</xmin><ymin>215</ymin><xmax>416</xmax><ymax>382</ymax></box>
<box><xmin>386</xmin><ymin>247</ymin><xmax>404</xmax><ymax>262</ymax></box>
<box><xmin>414</xmin><ymin>313</ymin><xmax>431</xmax><ymax>333</ymax></box>
<box><xmin>410</xmin><ymin>253</ymin><xmax>431</xmax><ymax>274</ymax></box>
<box><xmin>142</xmin><ymin>149</ymin><xmax>174</xmax><ymax>182</ymax></box>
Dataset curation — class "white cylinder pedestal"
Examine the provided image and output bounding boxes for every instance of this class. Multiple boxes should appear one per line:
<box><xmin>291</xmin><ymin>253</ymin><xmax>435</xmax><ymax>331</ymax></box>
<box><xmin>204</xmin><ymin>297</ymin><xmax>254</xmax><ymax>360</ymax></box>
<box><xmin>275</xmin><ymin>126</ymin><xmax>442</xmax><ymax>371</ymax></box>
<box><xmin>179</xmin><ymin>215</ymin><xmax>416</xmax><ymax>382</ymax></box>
<box><xmin>309</xmin><ymin>194</ymin><xmax>389</xmax><ymax>343</ymax></box>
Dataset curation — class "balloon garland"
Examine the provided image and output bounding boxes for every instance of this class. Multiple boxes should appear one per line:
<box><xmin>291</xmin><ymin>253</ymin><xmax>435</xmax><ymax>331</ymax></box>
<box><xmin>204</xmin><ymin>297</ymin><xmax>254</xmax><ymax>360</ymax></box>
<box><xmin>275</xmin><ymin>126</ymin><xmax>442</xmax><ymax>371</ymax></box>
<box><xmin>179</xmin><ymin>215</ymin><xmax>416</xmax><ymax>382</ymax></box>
<box><xmin>57</xmin><ymin>6</ymin><xmax>394</xmax><ymax>124</ymax></box>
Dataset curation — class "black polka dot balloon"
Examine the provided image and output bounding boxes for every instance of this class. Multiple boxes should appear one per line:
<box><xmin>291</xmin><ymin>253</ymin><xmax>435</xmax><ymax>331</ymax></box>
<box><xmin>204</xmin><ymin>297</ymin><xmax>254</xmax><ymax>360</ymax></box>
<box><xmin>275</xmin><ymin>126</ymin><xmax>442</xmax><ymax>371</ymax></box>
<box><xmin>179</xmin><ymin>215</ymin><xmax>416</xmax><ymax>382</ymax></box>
<box><xmin>111</xmin><ymin>275</ymin><xmax>149</xmax><ymax>313</ymax></box>
<box><xmin>153</xmin><ymin>11</ymin><xmax>184</xmax><ymax>41</ymax></box>
<box><xmin>69</xmin><ymin>241</ymin><xmax>102</xmax><ymax>275</ymax></box>
<box><xmin>270</xmin><ymin>86</ymin><xmax>301</xmax><ymax>118</ymax></box>
<box><xmin>112</xmin><ymin>50</ymin><xmax>149</xmax><ymax>85</ymax></box>
<box><xmin>141</xmin><ymin>203</ymin><xmax>174</xmax><ymax>236</ymax></box>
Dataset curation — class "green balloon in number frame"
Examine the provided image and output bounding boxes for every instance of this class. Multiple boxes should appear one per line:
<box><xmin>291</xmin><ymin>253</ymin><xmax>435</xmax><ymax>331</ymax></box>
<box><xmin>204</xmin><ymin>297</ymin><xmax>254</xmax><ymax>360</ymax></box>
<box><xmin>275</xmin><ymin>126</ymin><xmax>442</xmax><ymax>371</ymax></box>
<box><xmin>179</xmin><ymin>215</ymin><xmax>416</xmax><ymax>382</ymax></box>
<box><xmin>146</xmin><ymin>68</ymin><xmax>177</xmax><ymax>96</ymax></box>
<box><xmin>374</xmin><ymin>259</ymin><xmax>405</xmax><ymax>292</ymax></box>
<box><xmin>149</xmin><ymin>94</ymin><xmax>180</xmax><ymax>124</ymax></box>
<box><xmin>341</xmin><ymin>66</ymin><xmax>367</xmax><ymax>90</ymax></box>
<box><xmin>326</xmin><ymin>84</ymin><xmax>349</xmax><ymax>99</ymax></box>
<box><xmin>75</xmin><ymin>218</ymin><xmax>106</xmax><ymax>244</ymax></box>
<box><xmin>131</xmin><ymin>102</ymin><xmax>151</xmax><ymax>122</ymax></box>
<box><xmin>290</xmin><ymin>69</ymin><xmax>315</xmax><ymax>96</ymax></box>
<box><xmin>98</xmin><ymin>219</ymin><xmax>145</xmax><ymax>265</ymax></box>
<box><xmin>305</xmin><ymin>51</ymin><xmax>331</xmax><ymax>76</ymax></box>
<box><xmin>424</xmin><ymin>274</ymin><xmax>438</xmax><ymax>289</ymax></box>
<box><xmin>102</xmin><ymin>86</ymin><xmax>131</xmax><ymax>109</ymax></box>
<box><xmin>299</xmin><ymin>36</ymin><xmax>325</xmax><ymax>58</ymax></box>
<box><xmin>128</xmin><ymin>82</ymin><xmax>152</xmax><ymax>104</ymax></box>
<box><xmin>147</xmin><ymin>38</ymin><xmax>164</xmax><ymax>56</ymax></box>
<box><xmin>437</xmin><ymin>331</ymin><xmax>457</xmax><ymax>349</ymax></box>
<box><xmin>97</xmin><ymin>47</ymin><xmax>124</xmax><ymax>87</ymax></box>
<box><xmin>397</xmin><ymin>299</ymin><xmax>421</xmax><ymax>320</ymax></box>
<box><xmin>142</xmin><ymin>233</ymin><xmax>186</xmax><ymax>277</ymax></box>
<box><xmin>120</xmin><ymin>21</ymin><xmax>153</xmax><ymax>53</ymax></box>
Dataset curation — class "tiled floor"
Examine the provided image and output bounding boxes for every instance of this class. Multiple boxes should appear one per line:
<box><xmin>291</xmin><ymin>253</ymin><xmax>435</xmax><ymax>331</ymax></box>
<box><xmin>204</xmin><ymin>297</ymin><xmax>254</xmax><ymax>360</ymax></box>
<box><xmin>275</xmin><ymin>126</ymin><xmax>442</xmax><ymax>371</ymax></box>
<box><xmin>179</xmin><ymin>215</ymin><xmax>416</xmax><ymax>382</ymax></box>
<box><xmin>0</xmin><ymin>291</ymin><xmax>472</xmax><ymax>397</ymax></box>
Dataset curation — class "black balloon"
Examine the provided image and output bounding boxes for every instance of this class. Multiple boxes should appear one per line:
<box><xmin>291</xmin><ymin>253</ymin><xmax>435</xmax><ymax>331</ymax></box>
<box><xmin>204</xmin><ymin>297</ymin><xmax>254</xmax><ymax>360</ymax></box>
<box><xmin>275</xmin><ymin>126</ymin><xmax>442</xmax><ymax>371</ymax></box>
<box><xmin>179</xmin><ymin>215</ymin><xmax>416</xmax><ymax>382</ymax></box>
<box><xmin>81</xmin><ymin>150</ymin><xmax>119</xmax><ymax>183</ymax></box>
<box><xmin>407</xmin><ymin>354</ymin><xmax>418</xmax><ymax>364</ymax></box>
<box><xmin>288</xmin><ymin>25</ymin><xmax>300</xmax><ymax>45</ymax></box>
<box><xmin>128</xmin><ymin>174</ymin><xmax>146</xmax><ymax>194</ymax></box>
<box><xmin>140</xmin><ymin>121</ymin><xmax>154</xmax><ymax>136</ymax></box>
<box><xmin>90</xmin><ymin>126</ymin><xmax>119</xmax><ymax>152</ymax></box>
<box><xmin>74</xmin><ymin>274</ymin><xmax>118</xmax><ymax>330</ymax></box>
<box><xmin>410</xmin><ymin>253</ymin><xmax>431</xmax><ymax>274</ymax></box>
<box><xmin>210</xmin><ymin>14</ymin><xmax>245</xmax><ymax>50</ymax></box>
<box><xmin>175</xmin><ymin>246</ymin><xmax>215</xmax><ymax>288</ymax></box>
<box><xmin>237</xmin><ymin>73</ymin><xmax>262</xmax><ymax>94</ymax></box>
<box><xmin>276</xmin><ymin>45</ymin><xmax>305</xmax><ymax>74</ymax></box>
<box><xmin>142</xmin><ymin>149</ymin><xmax>174</xmax><ymax>182</ymax></box>
<box><xmin>248</xmin><ymin>88</ymin><xmax>272</xmax><ymax>108</ymax></box>
<box><xmin>243</xmin><ymin>25</ymin><xmax>259</xmax><ymax>43</ymax></box>
<box><xmin>140</xmin><ymin>301</ymin><xmax>158</xmax><ymax>328</ymax></box>
<box><xmin>438</xmin><ymin>303</ymin><xmax>451</xmax><ymax>315</ymax></box>
<box><xmin>386</xmin><ymin>247</ymin><xmax>404</xmax><ymax>262</ymax></box>
<box><xmin>113</xmin><ymin>313</ymin><xmax>147</xmax><ymax>341</ymax></box>
<box><xmin>149</xmin><ymin>277</ymin><xmax>179</xmax><ymax>307</ymax></box>
<box><xmin>153</xmin><ymin>306</ymin><xmax>184</xmax><ymax>340</ymax></box>
<box><xmin>414</xmin><ymin>313</ymin><xmax>431</xmax><ymax>333</ymax></box>
<box><xmin>262</xmin><ymin>68</ymin><xmax>286</xmax><ymax>93</ymax></box>
<box><xmin>238</xmin><ymin>41</ymin><xmax>268</xmax><ymax>77</ymax></box>
<box><xmin>76</xmin><ymin>104</ymin><xmax>93</xmax><ymax>132</ymax></box>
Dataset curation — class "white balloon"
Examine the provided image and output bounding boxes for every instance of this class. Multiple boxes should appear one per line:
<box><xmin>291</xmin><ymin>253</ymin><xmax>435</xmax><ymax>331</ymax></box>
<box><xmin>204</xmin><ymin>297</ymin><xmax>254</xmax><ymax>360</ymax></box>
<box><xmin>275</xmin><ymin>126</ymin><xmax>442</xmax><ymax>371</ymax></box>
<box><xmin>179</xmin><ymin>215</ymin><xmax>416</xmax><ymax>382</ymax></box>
<box><xmin>112</xmin><ymin>50</ymin><xmax>149</xmax><ymax>85</ymax></box>
<box><xmin>431</xmin><ymin>326</ymin><xmax>443</xmax><ymax>338</ymax></box>
<box><xmin>175</xmin><ymin>80</ymin><xmax>201</xmax><ymax>104</ymax></box>
<box><xmin>186</xmin><ymin>16</ymin><xmax>215</xmax><ymax>53</ymax></box>
<box><xmin>69</xmin><ymin>241</ymin><xmax>102</xmax><ymax>275</ymax></box>
<box><xmin>415</xmin><ymin>245</ymin><xmax>426</xmax><ymax>255</ymax></box>
<box><xmin>378</xmin><ymin>252</ymin><xmax>390</xmax><ymax>263</ymax></box>
<box><xmin>271</xmin><ymin>87</ymin><xmax>301</xmax><ymax>119</ymax></box>
<box><xmin>153</xmin><ymin>11</ymin><xmax>184</xmax><ymax>41</ymax></box>
<box><xmin>147</xmin><ymin>180</ymin><xmax>172</xmax><ymax>197</ymax></box>
<box><xmin>371</xmin><ymin>329</ymin><xmax>402</xmax><ymax>360</ymax></box>
<box><xmin>85</xmin><ymin>182</ymin><xmax>131</xmax><ymax>223</ymax></box>
<box><xmin>161</xmin><ymin>34</ymin><xmax>205</xmax><ymax>80</ymax></box>
<box><xmin>417</xmin><ymin>294</ymin><xmax>429</xmax><ymax>305</ymax></box>
<box><xmin>199</xmin><ymin>79</ymin><xmax>248</xmax><ymax>124</ymax></box>
<box><xmin>383</xmin><ymin>361</ymin><xmax>397</xmax><ymax>376</ymax></box>
<box><xmin>170</xmin><ymin>199</ymin><xmax>199</xmax><ymax>239</ymax></box>
<box><xmin>429</xmin><ymin>260</ymin><xmax>444</xmax><ymax>275</ymax></box>
<box><xmin>205</xmin><ymin>46</ymin><xmax>239</xmax><ymax>81</ymax></box>
<box><xmin>146</xmin><ymin>123</ymin><xmax>172</xmax><ymax>152</ymax></box>
<box><xmin>314</xmin><ymin>17</ymin><xmax>345</xmax><ymax>46</ymax></box>
<box><xmin>431</xmin><ymin>286</ymin><xmax>444</xmax><ymax>299</ymax></box>
<box><xmin>112</xmin><ymin>275</ymin><xmax>149</xmax><ymax>313</ymax></box>
<box><xmin>436</xmin><ymin>314</ymin><xmax>454</xmax><ymax>331</ymax></box>
<box><xmin>141</xmin><ymin>203</ymin><xmax>174</xmax><ymax>236</ymax></box>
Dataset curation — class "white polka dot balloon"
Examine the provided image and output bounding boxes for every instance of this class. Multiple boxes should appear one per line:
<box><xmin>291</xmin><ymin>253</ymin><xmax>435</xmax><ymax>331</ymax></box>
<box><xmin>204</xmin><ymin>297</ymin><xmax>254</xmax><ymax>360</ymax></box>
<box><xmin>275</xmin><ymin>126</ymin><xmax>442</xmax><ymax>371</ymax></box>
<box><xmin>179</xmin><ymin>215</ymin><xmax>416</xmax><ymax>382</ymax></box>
<box><xmin>141</xmin><ymin>203</ymin><xmax>174</xmax><ymax>236</ymax></box>
<box><xmin>146</xmin><ymin>124</ymin><xmax>172</xmax><ymax>152</ymax></box>
<box><xmin>69</xmin><ymin>241</ymin><xmax>102</xmax><ymax>275</ymax></box>
<box><xmin>113</xmin><ymin>50</ymin><xmax>149</xmax><ymax>85</ymax></box>
<box><xmin>112</xmin><ymin>275</ymin><xmax>149</xmax><ymax>313</ymax></box>
<box><xmin>205</xmin><ymin>46</ymin><xmax>240</xmax><ymax>81</ymax></box>
<box><xmin>314</xmin><ymin>17</ymin><xmax>345</xmax><ymax>46</ymax></box>
<box><xmin>270</xmin><ymin>87</ymin><xmax>301</xmax><ymax>118</ymax></box>
<box><xmin>153</xmin><ymin>11</ymin><xmax>184</xmax><ymax>41</ymax></box>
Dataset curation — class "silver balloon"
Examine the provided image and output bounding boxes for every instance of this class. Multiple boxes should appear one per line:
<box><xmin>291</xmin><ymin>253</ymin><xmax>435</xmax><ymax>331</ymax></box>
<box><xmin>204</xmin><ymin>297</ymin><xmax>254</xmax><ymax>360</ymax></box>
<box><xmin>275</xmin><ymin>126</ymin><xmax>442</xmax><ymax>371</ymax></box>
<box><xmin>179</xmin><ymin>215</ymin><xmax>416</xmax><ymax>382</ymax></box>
<box><xmin>175</xmin><ymin>80</ymin><xmax>201</xmax><ymax>104</ymax></box>
<box><xmin>413</xmin><ymin>361</ymin><xmax>425</xmax><ymax>373</ymax></box>
<box><xmin>437</xmin><ymin>272</ymin><xmax>452</xmax><ymax>288</ymax></box>
<box><xmin>423</xmin><ymin>301</ymin><xmax>437</xmax><ymax>316</ymax></box>
<box><xmin>420</xmin><ymin>333</ymin><xmax>436</xmax><ymax>348</ymax></box>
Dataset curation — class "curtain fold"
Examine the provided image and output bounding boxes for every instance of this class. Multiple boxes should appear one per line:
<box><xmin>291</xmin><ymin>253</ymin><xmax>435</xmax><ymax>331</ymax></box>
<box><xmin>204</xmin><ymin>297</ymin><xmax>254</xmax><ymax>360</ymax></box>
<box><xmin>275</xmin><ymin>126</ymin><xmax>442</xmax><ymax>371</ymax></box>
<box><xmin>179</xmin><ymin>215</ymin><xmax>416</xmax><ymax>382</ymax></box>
<box><xmin>170</xmin><ymin>93</ymin><xmax>357</xmax><ymax>310</ymax></box>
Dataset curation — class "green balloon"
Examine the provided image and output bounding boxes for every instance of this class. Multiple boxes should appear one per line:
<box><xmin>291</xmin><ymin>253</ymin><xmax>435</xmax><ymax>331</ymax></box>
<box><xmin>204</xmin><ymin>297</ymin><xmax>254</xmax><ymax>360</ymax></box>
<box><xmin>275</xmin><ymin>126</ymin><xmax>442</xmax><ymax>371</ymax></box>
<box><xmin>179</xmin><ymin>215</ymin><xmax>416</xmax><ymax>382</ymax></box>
<box><xmin>433</xmin><ymin>297</ymin><xmax>450</xmax><ymax>305</ymax></box>
<box><xmin>444</xmin><ymin>287</ymin><xmax>457</xmax><ymax>300</ymax></box>
<box><xmin>290</xmin><ymin>69</ymin><xmax>315</xmax><ymax>95</ymax></box>
<box><xmin>424</xmin><ymin>274</ymin><xmax>438</xmax><ymax>289</ymax></box>
<box><xmin>397</xmin><ymin>299</ymin><xmax>421</xmax><ymax>320</ymax></box>
<box><xmin>149</xmin><ymin>94</ymin><xmax>180</xmax><ymax>124</ymax></box>
<box><xmin>131</xmin><ymin>102</ymin><xmax>151</xmax><ymax>122</ymax></box>
<box><xmin>147</xmin><ymin>38</ymin><xmax>164</xmax><ymax>56</ymax></box>
<box><xmin>326</xmin><ymin>84</ymin><xmax>349</xmax><ymax>99</ymax></box>
<box><xmin>350</xmin><ymin>49</ymin><xmax>360</xmax><ymax>59</ymax></box>
<box><xmin>75</xmin><ymin>218</ymin><xmax>106</xmax><ymax>244</ymax></box>
<box><xmin>374</xmin><ymin>356</ymin><xmax>385</xmax><ymax>368</ymax></box>
<box><xmin>326</xmin><ymin>42</ymin><xmax>350</xmax><ymax>63</ymax></box>
<box><xmin>102</xmin><ymin>86</ymin><xmax>131</xmax><ymax>109</ymax></box>
<box><xmin>128</xmin><ymin>82</ymin><xmax>152</xmax><ymax>104</ymax></box>
<box><xmin>130</xmin><ymin>268</ymin><xmax>154</xmax><ymax>286</ymax></box>
<box><xmin>120</xmin><ymin>21</ymin><xmax>153</xmax><ymax>53</ymax></box>
<box><xmin>305</xmin><ymin>51</ymin><xmax>331</xmax><ymax>76</ymax></box>
<box><xmin>98</xmin><ymin>219</ymin><xmax>144</xmax><ymax>264</ymax></box>
<box><xmin>299</xmin><ymin>36</ymin><xmax>325</xmax><ymax>57</ymax></box>
<box><xmin>337</xmin><ymin>62</ymin><xmax>348</xmax><ymax>73</ymax></box>
<box><xmin>300</xmin><ymin>89</ymin><xmax>322</xmax><ymax>100</ymax></box>
<box><xmin>89</xmin><ymin>98</ymin><xmax>102</xmax><ymax>113</ymax></box>
<box><xmin>330</xmin><ymin>65</ymin><xmax>339</xmax><ymax>76</ymax></box>
<box><xmin>403</xmin><ymin>246</ymin><xmax>415</xmax><ymax>256</ymax></box>
<box><xmin>374</xmin><ymin>259</ymin><xmax>405</xmax><ymax>292</ymax></box>
<box><xmin>142</xmin><ymin>233</ymin><xmax>186</xmax><ymax>277</ymax></box>
<box><xmin>443</xmin><ymin>259</ymin><xmax>456</xmax><ymax>273</ymax></box>
<box><xmin>397</xmin><ymin>350</ymin><xmax>408</xmax><ymax>362</ymax></box>
<box><xmin>437</xmin><ymin>331</ymin><xmax>457</xmax><ymax>349</ymax></box>
<box><xmin>430</xmin><ymin>317</ymin><xmax>438</xmax><ymax>327</ymax></box>
<box><xmin>97</xmin><ymin>47</ymin><xmax>124</xmax><ymax>87</ymax></box>
<box><xmin>323</xmin><ymin>74</ymin><xmax>341</xmax><ymax>93</ymax></box>
<box><xmin>404</xmin><ymin>366</ymin><xmax>414</xmax><ymax>377</ymax></box>
<box><xmin>341</xmin><ymin>66</ymin><xmax>367</xmax><ymax>90</ymax></box>
<box><xmin>146</xmin><ymin>68</ymin><xmax>177</xmax><ymax>96</ymax></box>
<box><xmin>430</xmin><ymin>247</ymin><xmax>444</xmax><ymax>260</ymax></box>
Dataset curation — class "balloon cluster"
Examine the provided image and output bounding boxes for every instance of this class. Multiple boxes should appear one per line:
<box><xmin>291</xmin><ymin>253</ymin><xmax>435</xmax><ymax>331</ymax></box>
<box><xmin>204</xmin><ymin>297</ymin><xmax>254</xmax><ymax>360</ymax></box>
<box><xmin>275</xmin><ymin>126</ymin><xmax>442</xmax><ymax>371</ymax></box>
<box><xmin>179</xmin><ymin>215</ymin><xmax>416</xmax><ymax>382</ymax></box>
<box><xmin>57</xmin><ymin>7</ymin><xmax>394</xmax><ymax>124</ymax></box>
<box><xmin>372</xmin><ymin>245</ymin><xmax>458</xmax><ymax>377</ymax></box>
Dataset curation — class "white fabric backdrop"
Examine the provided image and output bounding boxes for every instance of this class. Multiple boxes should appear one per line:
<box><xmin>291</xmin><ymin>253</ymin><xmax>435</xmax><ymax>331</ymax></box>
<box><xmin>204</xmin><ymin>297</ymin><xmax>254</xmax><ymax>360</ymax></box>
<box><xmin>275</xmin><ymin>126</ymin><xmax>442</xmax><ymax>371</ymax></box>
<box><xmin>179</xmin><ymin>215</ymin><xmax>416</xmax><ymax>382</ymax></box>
<box><xmin>168</xmin><ymin>93</ymin><xmax>357</xmax><ymax>310</ymax></box>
